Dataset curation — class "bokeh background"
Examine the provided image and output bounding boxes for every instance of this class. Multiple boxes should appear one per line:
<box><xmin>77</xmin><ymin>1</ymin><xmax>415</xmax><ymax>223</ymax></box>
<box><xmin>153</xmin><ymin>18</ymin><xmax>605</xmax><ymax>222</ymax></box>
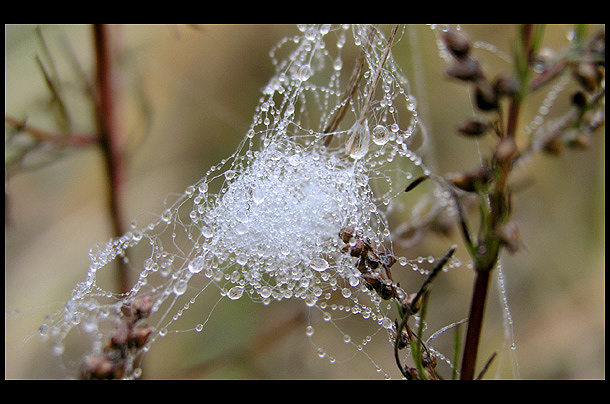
<box><xmin>5</xmin><ymin>24</ymin><xmax>604</xmax><ymax>379</ymax></box>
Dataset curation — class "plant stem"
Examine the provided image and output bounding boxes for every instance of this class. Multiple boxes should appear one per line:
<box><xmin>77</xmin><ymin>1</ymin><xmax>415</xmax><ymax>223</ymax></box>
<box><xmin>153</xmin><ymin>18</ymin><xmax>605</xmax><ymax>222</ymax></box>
<box><xmin>459</xmin><ymin>268</ymin><xmax>490</xmax><ymax>379</ymax></box>
<box><xmin>93</xmin><ymin>24</ymin><xmax>129</xmax><ymax>294</ymax></box>
<box><xmin>458</xmin><ymin>25</ymin><xmax>541</xmax><ymax>379</ymax></box>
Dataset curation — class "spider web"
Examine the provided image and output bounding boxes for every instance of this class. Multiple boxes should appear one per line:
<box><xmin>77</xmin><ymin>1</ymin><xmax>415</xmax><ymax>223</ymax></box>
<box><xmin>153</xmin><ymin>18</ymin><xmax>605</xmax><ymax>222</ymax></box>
<box><xmin>39</xmin><ymin>24</ymin><xmax>462</xmax><ymax>379</ymax></box>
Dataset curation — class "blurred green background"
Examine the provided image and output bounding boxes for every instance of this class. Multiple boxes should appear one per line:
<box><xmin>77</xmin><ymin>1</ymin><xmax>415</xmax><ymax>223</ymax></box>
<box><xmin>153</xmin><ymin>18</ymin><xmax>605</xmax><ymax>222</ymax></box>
<box><xmin>5</xmin><ymin>24</ymin><xmax>604</xmax><ymax>379</ymax></box>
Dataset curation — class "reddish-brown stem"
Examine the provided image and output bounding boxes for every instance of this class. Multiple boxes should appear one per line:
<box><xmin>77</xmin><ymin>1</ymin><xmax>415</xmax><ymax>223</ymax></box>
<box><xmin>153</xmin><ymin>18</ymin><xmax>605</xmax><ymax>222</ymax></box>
<box><xmin>93</xmin><ymin>24</ymin><xmax>129</xmax><ymax>294</ymax></box>
<box><xmin>460</xmin><ymin>267</ymin><xmax>491</xmax><ymax>380</ymax></box>
<box><xmin>458</xmin><ymin>25</ymin><xmax>540</xmax><ymax>380</ymax></box>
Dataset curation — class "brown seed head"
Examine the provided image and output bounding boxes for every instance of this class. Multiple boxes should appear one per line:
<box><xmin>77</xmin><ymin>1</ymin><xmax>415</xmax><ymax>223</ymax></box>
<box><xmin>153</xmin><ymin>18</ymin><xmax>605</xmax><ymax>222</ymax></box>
<box><xmin>444</xmin><ymin>29</ymin><xmax>471</xmax><ymax>59</ymax></box>
<box><xmin>457</xmin><ymin>117</ymin><xmax>490</xmax><ymax>137</ymax></box>
<box><xmin>130</xmin><ymin>295</ymin><xmax>154</xmax><ymax>320</ymax></box>
<box><xmin>446</xmin><ymin>57</ymin><xmax>483</xmax><ymax>82</ymax></box>
<box><xmin>339</xmin><ymin>226</ymin><xmax>355</xmax><ymax>243</ymax></box>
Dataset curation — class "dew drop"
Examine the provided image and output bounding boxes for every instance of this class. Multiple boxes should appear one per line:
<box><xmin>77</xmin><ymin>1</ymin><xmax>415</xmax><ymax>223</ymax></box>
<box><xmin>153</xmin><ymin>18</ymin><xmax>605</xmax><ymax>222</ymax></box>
<box><xmin>259</xmin><ymin>286</ymin><xmax>272</xmax><ymax>299</ymax></box>
<box><xmin>305</xmin><ymin>295</ymin><xmax>318</xmax><ymax>307</ymax></box>
<box><xmin>310</xmin><ymin>257</ymin><xmax>329</xmax><ymax>272</ymax></box>
<box><xmin>347</xmin><ymin>121</ymin><xmax>371</xmax><ymax>160</ymax></box>
<box><xmin>381</xmin><ymin>317</ymin><xmax>393</xmax><ymax>329</ymax></box>
<box><xmin>174</xmin><ymin>278</ymin><xmax>188</xmax><ymax>296</ymax></box>
<box><xmin>305</xmin><ymin>325</ymin><xmax>314</xmax><ymax>337</ymax></box>
<box><xmin>297</xmin><ymin>64</ymin><xmax>312</xmax><ymax>81</ymax></box>
<box><xmin>188</xmin><ymin>256</ymin><xmax>205</xmax><ymax>274</ymax></box>
<box><xmin>201</xmin><ymin>224</ymin><xmax>214</xmax><ymax>238</ymax></box>
<box><xmin>161</xmin><ymin>209</ymin><xmax>172</xmax><ymax>223</ymax></box>
<box><xmin>227</xmin><ymin>285</ymin><xmax>244</xmax><ymax>300</ymax></box>
<box><xmin>372</xmin><ymin>124</ymin><xmax>390</xmax><ymax>145</ymax></box>
<box><xmin>333</xmin><ymin>57</ymin><xmax>343</xmax><ymax>71</ymax></box>
<box><xmin>224</xmin><ymin>170</ymin><xmax>236</xmax><ymax>180</ymax></box>
<box><xmin>235</xmin><ymin>223</ymin><xmax>248</xmax><ymax>235</ymax></box>
<box><xmin>235</xmin><ymin>254</ymin><xmax>248</xmax><ymax>266</ymax></box>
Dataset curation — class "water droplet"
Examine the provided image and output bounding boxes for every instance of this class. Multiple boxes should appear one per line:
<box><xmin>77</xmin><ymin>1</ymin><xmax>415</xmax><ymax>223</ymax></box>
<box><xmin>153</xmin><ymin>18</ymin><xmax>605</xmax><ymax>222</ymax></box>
<box><xmin>224</xmin><ymin>170</ymin><xmax>236</xmax><ymax>180</ymax></box>
<box><xmin>310</xmin><ymin>257</ymin><xmax>329</xmax><ymax>272</ymax></box>
<box><xmin>381</xmin><ymin>317</ymin><xmax>393</xmax><ymax>329</ymax></box>
<box><xmin>161</xmin><ymin>209</ymin><xmax>172</xmax><ymax>223</ymax></box>
<box><xmin>235</xmin><ymin>223</ymin><xmax>247</xmax><ymax>235</ymax></box>
<box><xmin>305</xmin><ymin>295</ymin><xmax>318</xmax><ymax>307</ymax></box>
<box><xmin>305</xmin><ymin>325</ymin><xmax>314</xmax><ymax>336</ymax></box>
<box><xmin>201</xmin><ymin>224</ymin><xmax>214</xmax><ymax>238</ymax></box>
<box><xmin>252</xmin><ymin>186</ymin><xmax>266</xmax><ymax>204</ymax></box>
<box><xmin>195</xmin><ymin>324</ymin><xmax>204</xmax><ymax>332</ymax></box>
<box><xmin>52</xmin><ymin>343</ymin><xmax>65</xmax><ymax>356</ymax></box>
<box><xmin>347</xmin><ymin>121</ymin><xmax>371</xmax><ymax>160</ymax></box>
<box><xmin>285</xmin><ymin>103</ymin><xmax>295</xmax><ymax>117</ymax></box>
<box><xmin>188</xmin><ymin>256</ymin><xmax>205</xmax><ymax>274</ymax></box>
<box><xmin>227</xmin><ymin>286</ymin><xmax>244</xmax><ymax>300</ymax></box>
<box><xmin>333</xmin><ymin>57</ymin><xmax>343</xmax><ymax>71</ymax></box>
<box><xmin>297</xmin><ymin>64</ymin><xmax>312</xmax><ymax>81</ymax></box>
<box><xmin>174</xmin><ymin>279</ymin><xmax>188</xmax><ymax>296</ymax></box>
<box><xmin>259</xmin><ymin>286</ymin><xmax>272</xmax><ymax>299</ymax></box>
<box><xmin>372</xmin><ymin>124</ymin><xmax>390</xmax><ymax>145</ymax></box>
<box><xmin>235</xmin><ymin>254</ymin><xmax>248</xmax><ymax>266</ymax></box>
<box><xmin>288</xmin><ymin>154</ymin><xmax>300</xmax><ymax>166</ymax></box>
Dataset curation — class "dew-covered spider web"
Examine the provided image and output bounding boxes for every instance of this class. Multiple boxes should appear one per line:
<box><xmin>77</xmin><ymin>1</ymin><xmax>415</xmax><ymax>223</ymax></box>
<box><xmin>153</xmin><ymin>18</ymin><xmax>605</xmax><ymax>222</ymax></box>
<box><xmin>39</xmin><ymin>24</ymin><xmax>466</xmax><ymax>379</ymax></box>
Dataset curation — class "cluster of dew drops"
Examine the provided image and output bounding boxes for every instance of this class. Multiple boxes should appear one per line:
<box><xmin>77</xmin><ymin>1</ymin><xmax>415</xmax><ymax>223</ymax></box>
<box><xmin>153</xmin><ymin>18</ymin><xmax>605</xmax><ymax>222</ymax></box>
<box><xmin>38</xmin><ymin>24</ymin><xmax>463</xmax><ymax>379</ymax></box>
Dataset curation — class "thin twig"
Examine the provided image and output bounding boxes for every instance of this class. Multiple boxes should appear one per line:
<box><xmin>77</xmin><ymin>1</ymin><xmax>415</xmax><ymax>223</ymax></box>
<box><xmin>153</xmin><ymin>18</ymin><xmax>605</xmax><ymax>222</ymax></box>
<box><xmin>394</xmin><ymin>246</ymin><xmax>456</xmax><ymax>378</ymax></box>
<box><xmin>475</xmin><ymin>351</ymin><xmax>497</xmax><ymax>380</ymax></box>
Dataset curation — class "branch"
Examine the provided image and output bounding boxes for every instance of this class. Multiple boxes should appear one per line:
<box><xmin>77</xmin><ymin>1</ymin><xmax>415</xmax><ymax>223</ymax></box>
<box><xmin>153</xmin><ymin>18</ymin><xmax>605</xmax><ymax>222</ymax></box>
<box><xmin>5</xmin><ymin>115</ymin><xmax>98</xmax><ymax>147</ymax></box>
<box><xmin>93</xmin><ymin>24</ymin><xmax>129</xmax><ymax>294</ymax></box>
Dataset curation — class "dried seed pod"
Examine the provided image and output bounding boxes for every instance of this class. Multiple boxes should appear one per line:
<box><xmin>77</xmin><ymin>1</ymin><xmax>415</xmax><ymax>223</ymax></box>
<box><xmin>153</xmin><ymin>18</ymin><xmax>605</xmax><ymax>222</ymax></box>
<box><xmin>129</xmin><ymin>295</ymin><xmax>154</xmax><ymax>320</ymax></box>
<box><xmin>571</xmin><ymin>91</ymin><xmax>587</xmax><ymax>107</ymax></box>
<box><xmin>109</xmin><ymin>321</ymin><xmax>129</xmax><ymax>349</ymax></box>
<box><xmin>474</xmin><ymin>79</ymin><xmax>499</xmax><ymax>111</ymax></box>
<box><xmin>130</xmin><ymin>325</ymin><xmax>153</xmax><ymax>349</ymax></box>
<box><xmin>81</xmin><ymin>355</ymin><xmax>123</xmax><ymax>380</ymax></box>
<box><xmin>573</xmin><ymin>61</ymin><xmax>603</xmax><ymax>92</ymax></box>
<box><xmin>444</xmin><ymin>28</ymin><xmax>471</xmax><ymax>59</ymax></box>
<box><xmin>493</xmin><ymin>74</ymin><xmax>520</xmax><ymax>98</ymax></box>
<box><xmin>378</xmin><ymin>247</ymin><xmax>396</xmax><ymax>269</ymax></box>
<box><xmin>341</xmin><ymin>238</ymin><xmax>366</xmax><ymax>257</ymax></box>
<box><xmin>542</xmin><ymin>137</ymin><xmax>563</xmax><ymax>155</ymax></box>
<box><xmin>457</xmin><ymin>117</ymin><xmax>490</xmax><ymax>137</ymax></box>
<box><xmin>498</xmin><ymin>221</ymin><xmax>522</xmax><ymax>254</ymax></box>
<box><xmin>446</xmin><ymin>166</ymin><xmax>492</xmax><ymax>193</ymax></box>
<box><xmin>446</xmin><ymin>57</ymin><xmax>483</xmax><ymax>82</ymax></box>
<box><xmin>338</xmin><ymin>226</ymin><xmax>355</xmax><ymax>243</ymax></box>
<box><xmin>361</xmin><ymin>273</ymin><xmax>395</xmax><ymax>300</ymax></box>
<box><xmin>405</xmin><ymin>175</ymin><xmax>429</xmax><ymax>192</ymax></box>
